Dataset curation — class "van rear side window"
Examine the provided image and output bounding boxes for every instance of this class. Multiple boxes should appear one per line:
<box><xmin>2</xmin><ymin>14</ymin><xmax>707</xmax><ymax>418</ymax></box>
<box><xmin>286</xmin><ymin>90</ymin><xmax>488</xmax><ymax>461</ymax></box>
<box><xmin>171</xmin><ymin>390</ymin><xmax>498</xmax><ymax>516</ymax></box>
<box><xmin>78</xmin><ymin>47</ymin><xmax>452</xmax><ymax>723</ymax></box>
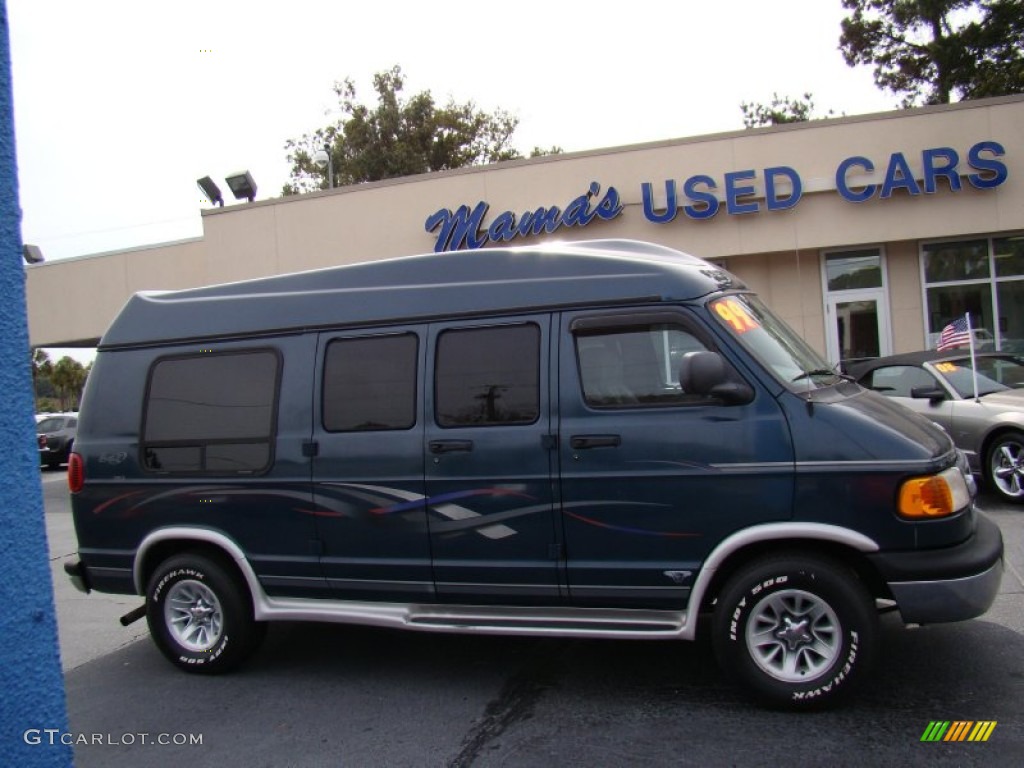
<box><xmin>322</xmin><ymin>333</ymin><xmax>418</xmax><ymax>431</ymax></box>
<box><xmin>141</xmin><ymin>350</ymin><xmax>280</xmax><ymax>473</ymax></box>
<box><xmin>435</xmin><ymin>324</ymin><xmax>540</xmax><ymax>427</ymax></box>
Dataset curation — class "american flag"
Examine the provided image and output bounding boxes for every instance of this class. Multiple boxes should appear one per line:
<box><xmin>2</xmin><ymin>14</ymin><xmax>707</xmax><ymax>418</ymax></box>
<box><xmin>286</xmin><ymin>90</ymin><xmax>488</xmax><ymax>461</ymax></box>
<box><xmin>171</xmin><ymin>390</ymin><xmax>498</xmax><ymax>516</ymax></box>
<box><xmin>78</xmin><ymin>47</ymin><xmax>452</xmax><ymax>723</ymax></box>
<box><xmin>937</xmin><ymin>315</ymin><xmax>971</xmax><ymax>351</ymax></box>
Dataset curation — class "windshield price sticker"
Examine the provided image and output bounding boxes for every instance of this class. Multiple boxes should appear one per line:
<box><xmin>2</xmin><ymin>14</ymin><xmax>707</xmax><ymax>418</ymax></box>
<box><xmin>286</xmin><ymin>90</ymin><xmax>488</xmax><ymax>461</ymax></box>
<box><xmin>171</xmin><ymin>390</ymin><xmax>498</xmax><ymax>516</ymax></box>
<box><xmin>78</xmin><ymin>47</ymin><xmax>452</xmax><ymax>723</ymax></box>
<box><xmin>713</xmin><ymin>298</ymin><xmax>761</xmax><ymax>334</ymax></box>
<box><xmin>935</xmin><ymin>362</ymin><xmax>960</xmax><ymax>373</ymax></box>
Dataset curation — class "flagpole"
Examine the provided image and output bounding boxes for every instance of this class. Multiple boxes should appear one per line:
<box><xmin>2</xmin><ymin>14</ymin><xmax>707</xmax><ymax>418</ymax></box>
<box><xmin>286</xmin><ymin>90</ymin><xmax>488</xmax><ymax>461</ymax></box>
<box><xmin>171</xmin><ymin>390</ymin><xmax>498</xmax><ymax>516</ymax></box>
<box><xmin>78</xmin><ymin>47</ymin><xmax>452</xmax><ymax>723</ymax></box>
<box><xmin>965</xmin><ymin>312</ymin><xmax>980</xmax><ymax>402</ymax></box>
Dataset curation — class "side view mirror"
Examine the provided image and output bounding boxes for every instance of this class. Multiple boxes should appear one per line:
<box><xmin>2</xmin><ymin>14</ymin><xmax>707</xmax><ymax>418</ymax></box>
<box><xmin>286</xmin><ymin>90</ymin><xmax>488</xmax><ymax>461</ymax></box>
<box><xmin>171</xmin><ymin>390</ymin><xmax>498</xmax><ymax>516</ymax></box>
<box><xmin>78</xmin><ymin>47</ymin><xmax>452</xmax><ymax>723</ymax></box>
<box><xmin>678</xmin><ymin>351</ymin><xmax>754</xmax><ymax>404</ymax></box>
<box><xmin>911</xmin><ymin>385</ymin><xmax>946</xmax><ymax>403</ymax></box>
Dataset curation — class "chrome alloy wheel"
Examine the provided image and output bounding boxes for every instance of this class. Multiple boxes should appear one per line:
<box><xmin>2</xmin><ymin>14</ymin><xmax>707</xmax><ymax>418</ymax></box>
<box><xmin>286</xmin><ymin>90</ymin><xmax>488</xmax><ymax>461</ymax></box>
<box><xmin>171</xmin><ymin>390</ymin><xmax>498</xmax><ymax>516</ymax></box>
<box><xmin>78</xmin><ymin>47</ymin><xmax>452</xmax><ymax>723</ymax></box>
<box><xmin>164</xmin><ymin>579</ymin><xmax>224</xmax><ymax>652</ymax></box>
<box><xmin>745</xmin><ymin>588</ymin><xmax>840</xmax><ymax>683</ymax></box>
<box><xmin>991</xmin><ymin>438</ymin><xmax>1024</xmax><ymax>499</ymax></box>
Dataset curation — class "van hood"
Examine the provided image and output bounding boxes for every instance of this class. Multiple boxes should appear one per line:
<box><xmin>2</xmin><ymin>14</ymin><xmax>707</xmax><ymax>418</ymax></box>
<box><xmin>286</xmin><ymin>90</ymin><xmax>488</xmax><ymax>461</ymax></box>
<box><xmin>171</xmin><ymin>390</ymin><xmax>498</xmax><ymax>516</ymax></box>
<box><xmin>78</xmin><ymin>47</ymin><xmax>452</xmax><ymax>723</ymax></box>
<box><xmin>783</xmin><ymin>382</ymin><xmax>954</xmax><ymax>468</ymax></box>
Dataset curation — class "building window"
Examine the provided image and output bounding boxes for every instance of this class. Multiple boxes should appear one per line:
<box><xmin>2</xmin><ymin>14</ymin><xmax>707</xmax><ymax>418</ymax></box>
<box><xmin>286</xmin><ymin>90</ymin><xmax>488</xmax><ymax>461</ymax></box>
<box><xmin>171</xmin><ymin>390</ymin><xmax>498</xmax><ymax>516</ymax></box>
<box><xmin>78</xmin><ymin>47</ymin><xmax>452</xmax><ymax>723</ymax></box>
<box><xmin>322</xmin><ymin>334</ymin><xmax>418</xmax><ymax>432</ymax></box>
<box><xmin>921</xmin><ymin>235</ymin><xmax>1024</xmax><ymax>351</ymax></box>
<box><xmin>142</xmin><ymin>350</ymin><xmax>280</xmax><ymax>473</ymax></box>
<box><xmin>435</xmin><ymin>324</ymin><xmax>540</xmax><ymax>427</ymax></box>
<box><xmin>824</xmin><ymin>248</ymin><xmax>884</xmax><ymax>291</ymax></box>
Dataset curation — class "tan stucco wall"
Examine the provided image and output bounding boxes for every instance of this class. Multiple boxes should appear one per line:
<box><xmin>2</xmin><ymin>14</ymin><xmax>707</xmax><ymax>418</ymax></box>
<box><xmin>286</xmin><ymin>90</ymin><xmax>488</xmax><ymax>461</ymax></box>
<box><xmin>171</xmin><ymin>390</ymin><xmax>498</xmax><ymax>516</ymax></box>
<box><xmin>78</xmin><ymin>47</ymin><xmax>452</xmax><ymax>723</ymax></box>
<box><xmin>26</xmin><ymin>96</ymin><xmax>1024</xmax><ymax>351</ymax></box>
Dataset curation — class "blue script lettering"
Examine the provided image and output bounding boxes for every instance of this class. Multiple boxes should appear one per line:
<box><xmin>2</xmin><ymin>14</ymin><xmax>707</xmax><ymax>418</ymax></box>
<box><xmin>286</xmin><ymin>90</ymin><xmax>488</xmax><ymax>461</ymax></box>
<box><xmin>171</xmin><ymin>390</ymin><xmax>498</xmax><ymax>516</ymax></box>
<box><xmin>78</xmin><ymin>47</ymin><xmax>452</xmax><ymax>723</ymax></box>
<box><xmin>426</xmin><ymin>183</ymin><xmax>623</xmax><ymax>252</ymax></box>
<box><xmin>424</xmin><ymin>202</ymin><xmax>489</xmax><ymax>251</ymax></box>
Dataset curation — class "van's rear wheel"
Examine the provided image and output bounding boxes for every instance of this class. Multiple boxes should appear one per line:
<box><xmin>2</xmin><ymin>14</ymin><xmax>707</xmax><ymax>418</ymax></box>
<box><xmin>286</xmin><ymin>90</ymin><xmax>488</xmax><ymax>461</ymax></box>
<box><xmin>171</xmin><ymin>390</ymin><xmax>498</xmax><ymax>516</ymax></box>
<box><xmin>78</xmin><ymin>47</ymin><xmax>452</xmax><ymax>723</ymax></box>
<box><xmin>712</xmin><ymin>554</ymin><xmax>878</xmax><ymax>709</ymax></box>
<box><xmin>146</xmin><ymin>553</ymin><xmax>264</xmax><ymax>673</ymax></box>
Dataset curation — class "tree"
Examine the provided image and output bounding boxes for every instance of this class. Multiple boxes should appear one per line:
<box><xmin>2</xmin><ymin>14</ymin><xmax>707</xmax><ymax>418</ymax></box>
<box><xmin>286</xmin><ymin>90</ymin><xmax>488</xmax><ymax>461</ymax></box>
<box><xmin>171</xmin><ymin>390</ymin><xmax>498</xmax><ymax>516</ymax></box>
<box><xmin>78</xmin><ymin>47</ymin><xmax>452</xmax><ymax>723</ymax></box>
<box><xmin>839</xmin><ymin>0</ymin><xmax>1024</xmax><ymax>108</ymax></box>
<box><xmin>284</xmin><ymin>66</ymin><xmax>561</xmax><ymax>195</ymax></box>
<box><xmin>50</xmin><ymin>356</ymin><xmax>87</xmax><ymax>413</ymax></box>
<box><xmin>740</xmin><ymin>93</ymin><xmax>836</xmax><ymax>128</ymax></box>
<box><xmin>32</xmin><ymin>348</ymin><xmax>52</xmax><ymax>389</ymax></box>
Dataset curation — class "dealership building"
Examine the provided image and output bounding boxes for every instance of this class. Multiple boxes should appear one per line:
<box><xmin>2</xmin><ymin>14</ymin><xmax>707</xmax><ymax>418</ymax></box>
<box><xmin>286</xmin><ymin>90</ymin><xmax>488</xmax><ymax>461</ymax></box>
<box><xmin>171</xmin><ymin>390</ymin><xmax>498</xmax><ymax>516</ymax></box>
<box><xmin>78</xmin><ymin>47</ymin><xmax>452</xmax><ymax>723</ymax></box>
<box><xmin>26</xmin><ymin>94</ymin><xmax>1024</xmax><ymax>366</ymax></box>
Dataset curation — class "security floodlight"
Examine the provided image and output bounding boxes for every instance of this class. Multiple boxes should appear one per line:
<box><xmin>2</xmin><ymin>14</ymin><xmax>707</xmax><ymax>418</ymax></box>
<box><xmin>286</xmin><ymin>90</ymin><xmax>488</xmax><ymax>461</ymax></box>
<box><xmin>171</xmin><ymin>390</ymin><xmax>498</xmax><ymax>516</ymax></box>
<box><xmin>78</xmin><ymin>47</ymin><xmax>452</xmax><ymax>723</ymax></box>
<box><xmin>197</xmin><ymin>176</ymin><xmax>224</xmax><ymax>207</ymax></box>
<box><xmin>225</xmin><ymin>171</ymin><xmax>257</xmax><ymax>202</ymax></box>
<box><xmin>23</xmin><ymin>244</ymin><xmax>45</xmax><ymax>264</ymax></box>
<box><xmin>313</xmin><ymin>146</ymin><xmax>334</xmax><ymax>189</ymax></box>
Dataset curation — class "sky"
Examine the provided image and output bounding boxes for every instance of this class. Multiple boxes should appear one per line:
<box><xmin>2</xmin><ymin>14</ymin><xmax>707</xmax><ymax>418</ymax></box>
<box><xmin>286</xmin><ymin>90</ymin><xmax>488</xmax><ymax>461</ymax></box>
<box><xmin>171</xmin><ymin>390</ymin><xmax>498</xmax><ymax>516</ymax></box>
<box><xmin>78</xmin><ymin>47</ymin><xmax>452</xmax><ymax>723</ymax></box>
<box><xmin>8</xmin><ymin>0</ymin><xmax>899</xmax><ymax>360</ymax></box>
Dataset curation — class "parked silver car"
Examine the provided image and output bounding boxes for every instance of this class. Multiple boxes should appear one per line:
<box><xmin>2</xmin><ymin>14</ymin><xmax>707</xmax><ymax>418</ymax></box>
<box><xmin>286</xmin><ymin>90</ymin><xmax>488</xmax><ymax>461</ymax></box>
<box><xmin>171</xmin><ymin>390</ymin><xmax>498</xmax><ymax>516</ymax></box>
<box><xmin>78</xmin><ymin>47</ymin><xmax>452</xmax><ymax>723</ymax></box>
<box><xmin>848</xmin><ymin>352</ymin><xmax>1024</xmax><ymax>502</ymax></box>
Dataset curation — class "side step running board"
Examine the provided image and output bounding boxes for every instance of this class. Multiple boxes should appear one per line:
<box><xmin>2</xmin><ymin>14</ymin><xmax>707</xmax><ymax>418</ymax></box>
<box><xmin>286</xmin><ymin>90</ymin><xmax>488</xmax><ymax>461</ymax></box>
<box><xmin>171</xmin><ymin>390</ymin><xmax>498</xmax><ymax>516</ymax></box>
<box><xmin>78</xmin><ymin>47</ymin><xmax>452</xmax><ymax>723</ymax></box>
<box><xmin>256</xmin><ymin>595</ymin><xmax>690</xmax><ymax>640</ymax></box>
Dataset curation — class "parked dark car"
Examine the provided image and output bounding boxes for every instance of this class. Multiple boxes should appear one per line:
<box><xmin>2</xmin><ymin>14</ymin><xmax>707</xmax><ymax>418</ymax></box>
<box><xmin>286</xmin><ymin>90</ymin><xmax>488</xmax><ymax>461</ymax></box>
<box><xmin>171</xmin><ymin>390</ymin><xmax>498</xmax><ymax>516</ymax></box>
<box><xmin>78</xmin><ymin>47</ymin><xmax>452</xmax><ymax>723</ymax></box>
<box><xmin>848</xmin><ymin>351</ymin><xmax>1024</xmax><ymax>502</ymax></box>
<box><xmin>37</xmin><ymin>413</ymin><xmax>78</xmax><ymax>469</ymax></box>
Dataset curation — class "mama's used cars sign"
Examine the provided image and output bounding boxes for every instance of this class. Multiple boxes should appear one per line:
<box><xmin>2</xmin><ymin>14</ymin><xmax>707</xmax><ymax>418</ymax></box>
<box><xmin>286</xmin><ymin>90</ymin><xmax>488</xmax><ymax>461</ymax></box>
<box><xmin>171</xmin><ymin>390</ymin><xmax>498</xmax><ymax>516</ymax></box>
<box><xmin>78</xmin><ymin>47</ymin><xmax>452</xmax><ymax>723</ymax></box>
<box><xmin>424</xmin><ymin>141</ymin><xmax>1007</xmax><ymax>252</ymax></box>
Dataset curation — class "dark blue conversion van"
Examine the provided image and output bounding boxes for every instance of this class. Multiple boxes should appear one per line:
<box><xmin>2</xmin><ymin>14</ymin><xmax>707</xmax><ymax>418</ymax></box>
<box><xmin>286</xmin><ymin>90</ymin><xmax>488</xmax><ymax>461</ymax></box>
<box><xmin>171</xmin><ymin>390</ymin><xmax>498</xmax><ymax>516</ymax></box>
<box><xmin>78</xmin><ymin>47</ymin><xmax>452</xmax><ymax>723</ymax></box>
<box><xmin>64</xmin><ymin>239</ymin><xmax>1003</xmax><ymax>708</ymax></box>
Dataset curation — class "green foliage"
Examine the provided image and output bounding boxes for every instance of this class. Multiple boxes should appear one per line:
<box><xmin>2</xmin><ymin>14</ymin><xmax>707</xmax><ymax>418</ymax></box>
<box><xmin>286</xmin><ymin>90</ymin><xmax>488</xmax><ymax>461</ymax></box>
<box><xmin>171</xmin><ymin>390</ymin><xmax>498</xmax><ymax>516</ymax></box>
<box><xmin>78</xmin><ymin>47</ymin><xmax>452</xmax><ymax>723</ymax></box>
<box><xmin>740</xmin><ymin>93</ymin><xmax>836</xmax><ymax>128</ymax></box>
<box><xmin>33</xmin><ymin>351</ymin><xmax>88</xmax><ymax>413</ymax></box>
<box><xmin>283</xmin><ymin>66</ymin><xmax>561</xmax><ymax>194</ymax></box>
<box><xmin>839</xmin><ymin>0</ymin><xmax>1024</xmax><ymax>107</ymax></box>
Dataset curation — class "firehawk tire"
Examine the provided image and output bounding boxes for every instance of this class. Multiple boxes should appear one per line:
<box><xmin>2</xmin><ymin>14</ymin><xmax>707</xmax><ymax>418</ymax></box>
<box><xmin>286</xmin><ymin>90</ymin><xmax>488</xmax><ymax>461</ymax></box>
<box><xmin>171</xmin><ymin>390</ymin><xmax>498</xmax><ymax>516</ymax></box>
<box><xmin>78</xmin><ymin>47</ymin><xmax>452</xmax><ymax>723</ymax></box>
<box><xmin>145</xmin><ymin>552</ymin><xmax>265</xmax><ymax>674</ymax></box>
<box><xmin>712</xmin><ymin>554</ymin><xmax>878</xmax><ymax>709</ymax></box>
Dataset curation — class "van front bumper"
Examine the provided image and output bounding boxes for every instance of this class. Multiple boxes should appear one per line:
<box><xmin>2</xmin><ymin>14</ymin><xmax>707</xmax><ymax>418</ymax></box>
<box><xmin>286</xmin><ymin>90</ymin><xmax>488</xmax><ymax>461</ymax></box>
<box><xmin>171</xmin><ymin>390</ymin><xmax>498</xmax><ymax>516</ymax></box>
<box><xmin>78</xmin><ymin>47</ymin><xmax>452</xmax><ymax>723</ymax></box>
<box><xmin>868</xmin><ymin>514</ymin><xmax>1004</xmax><ymax>625</ymax></box>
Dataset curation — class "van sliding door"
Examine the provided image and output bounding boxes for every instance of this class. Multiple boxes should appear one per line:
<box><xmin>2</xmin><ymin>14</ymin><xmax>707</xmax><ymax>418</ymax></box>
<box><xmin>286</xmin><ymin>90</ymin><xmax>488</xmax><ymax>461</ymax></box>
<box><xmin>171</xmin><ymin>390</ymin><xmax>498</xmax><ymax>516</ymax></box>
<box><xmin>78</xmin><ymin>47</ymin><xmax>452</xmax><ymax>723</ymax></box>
<box><xmin>425</xmin><ymin>315</ymin><xmax>562</xmax><ymax>605</ymax></box>
<box><xmin>311</xmin><ymin>327</ymin><xmax>433</xmax><ymax>602</ymax></box>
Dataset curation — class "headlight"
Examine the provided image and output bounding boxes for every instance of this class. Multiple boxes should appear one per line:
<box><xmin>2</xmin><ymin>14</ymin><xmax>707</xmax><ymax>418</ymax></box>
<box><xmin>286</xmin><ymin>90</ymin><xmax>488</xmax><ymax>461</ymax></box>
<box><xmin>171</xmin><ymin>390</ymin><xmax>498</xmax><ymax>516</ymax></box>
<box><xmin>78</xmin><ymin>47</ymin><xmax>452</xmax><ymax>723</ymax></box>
<box><xmin>898</xmin><ymin>467</ymin><xmax>971</xmax><ymax>519</ymax></box>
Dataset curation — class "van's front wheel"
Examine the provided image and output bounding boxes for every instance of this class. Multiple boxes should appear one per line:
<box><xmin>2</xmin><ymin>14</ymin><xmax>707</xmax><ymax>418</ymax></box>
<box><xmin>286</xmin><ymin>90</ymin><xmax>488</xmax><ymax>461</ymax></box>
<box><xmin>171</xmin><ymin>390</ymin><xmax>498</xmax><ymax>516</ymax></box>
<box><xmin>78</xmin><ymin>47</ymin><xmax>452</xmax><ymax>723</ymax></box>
<box><xmin>712</xmin><ymin>554</ymin><xmax>878</xmax><ymax>709</ymax></box>
<box><xmin>145</xmin><ymin>553</ymin><xmax>264</xmax><ymax>673</ymax></box>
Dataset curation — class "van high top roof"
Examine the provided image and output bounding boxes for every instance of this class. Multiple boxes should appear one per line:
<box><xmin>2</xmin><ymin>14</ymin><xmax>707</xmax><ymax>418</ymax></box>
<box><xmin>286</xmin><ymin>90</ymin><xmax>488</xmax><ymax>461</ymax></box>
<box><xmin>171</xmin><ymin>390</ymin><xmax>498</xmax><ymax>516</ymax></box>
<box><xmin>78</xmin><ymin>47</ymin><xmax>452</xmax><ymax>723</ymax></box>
<box><xmin>99</xmin><ymin>239</ymin><xmax>744</xmax><ymax>349</ymax></box>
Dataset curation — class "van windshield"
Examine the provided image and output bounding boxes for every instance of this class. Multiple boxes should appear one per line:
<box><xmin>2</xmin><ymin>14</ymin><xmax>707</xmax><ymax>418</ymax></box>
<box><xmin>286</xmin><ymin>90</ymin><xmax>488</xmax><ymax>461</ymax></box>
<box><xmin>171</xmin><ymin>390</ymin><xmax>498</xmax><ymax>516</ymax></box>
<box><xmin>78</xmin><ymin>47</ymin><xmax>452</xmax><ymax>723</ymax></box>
<box><xmin>709</xmin><ymin>294</ymin><xmax>840</xmax><ymax>390</ymax></box>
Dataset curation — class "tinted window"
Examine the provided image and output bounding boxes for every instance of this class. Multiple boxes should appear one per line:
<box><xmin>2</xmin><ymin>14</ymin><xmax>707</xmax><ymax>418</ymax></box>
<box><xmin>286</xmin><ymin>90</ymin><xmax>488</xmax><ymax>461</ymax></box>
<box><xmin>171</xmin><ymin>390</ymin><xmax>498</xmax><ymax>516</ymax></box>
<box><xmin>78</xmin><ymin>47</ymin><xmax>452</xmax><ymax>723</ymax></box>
<box><xmin>435</xmin><ymin>325</ymin><xmax>539</xmax><ymax>427</ymax></box>
<box><xmin>862</xmin><ymin>365</ymin><xmax>936</xmax><ymax>398</ymax></box>
<box><xmin>142</xmin><ymin>350</ymin><xmax>279</xmax><ymax>473</ymax></box>
<box><xmin>323</xmin><ymin>334</ymin><xmax>418</xmax><ymax>431</ymax></box>
<box><xmin>576</xmin><ymin>324</ymin><xmax>713</xmax><ymax>407</ymax></box>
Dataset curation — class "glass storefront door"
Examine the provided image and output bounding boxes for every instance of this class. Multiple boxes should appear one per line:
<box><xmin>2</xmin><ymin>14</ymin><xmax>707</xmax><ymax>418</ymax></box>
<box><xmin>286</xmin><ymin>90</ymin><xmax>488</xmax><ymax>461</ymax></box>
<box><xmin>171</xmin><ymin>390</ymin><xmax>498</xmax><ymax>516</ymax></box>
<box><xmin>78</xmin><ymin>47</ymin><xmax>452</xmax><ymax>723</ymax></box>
<box><xmin>822</xmin><ymin>249</ymin><xmax>892</xmax><ymax>368</ymax></box>
<box><xmin>826</xmin><ymin>292</ymin><xmax>889</xmax><ymax>366</ymax></box>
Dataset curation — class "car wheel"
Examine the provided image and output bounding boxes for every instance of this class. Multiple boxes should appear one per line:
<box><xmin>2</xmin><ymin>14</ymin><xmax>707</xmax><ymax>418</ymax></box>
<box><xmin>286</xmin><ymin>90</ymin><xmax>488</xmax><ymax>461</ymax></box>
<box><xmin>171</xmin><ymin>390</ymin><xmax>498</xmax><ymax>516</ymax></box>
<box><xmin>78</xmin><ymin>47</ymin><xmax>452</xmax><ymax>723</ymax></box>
<box><xmin>712</xmin><ymin>553</ymin><xmax>878</xmax><ymax>709</ymax></box>
<box><xmin>145</xmin><ymin>552</ymin><xmax>265</xmax><ymax>673</ymax></box>
<box><xmin>986</xmin><ymin>430</ymin><xmax>1024</xmax><ymax>503</ymax></box>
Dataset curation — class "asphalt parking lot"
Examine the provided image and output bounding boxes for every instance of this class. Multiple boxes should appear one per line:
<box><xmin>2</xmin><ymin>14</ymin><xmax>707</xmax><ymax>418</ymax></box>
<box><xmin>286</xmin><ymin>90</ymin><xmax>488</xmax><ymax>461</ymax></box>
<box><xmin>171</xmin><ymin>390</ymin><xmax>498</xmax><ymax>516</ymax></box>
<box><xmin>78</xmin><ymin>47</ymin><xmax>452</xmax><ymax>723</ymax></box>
<box><xmin>37</xmin><ymin>468</ymin><xmax>1024</xmax><ymax>767</ymax></box>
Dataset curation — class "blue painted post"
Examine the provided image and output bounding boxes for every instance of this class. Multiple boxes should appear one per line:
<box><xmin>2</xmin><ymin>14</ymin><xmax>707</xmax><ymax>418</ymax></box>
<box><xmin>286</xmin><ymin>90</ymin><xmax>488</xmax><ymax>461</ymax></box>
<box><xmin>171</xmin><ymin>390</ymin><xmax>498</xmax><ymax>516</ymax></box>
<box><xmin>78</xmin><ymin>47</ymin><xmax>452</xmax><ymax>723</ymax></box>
<box><xmin>0</xmin><ymin>3</ymin><xmax>74</xmax><ymax>765</ymax></box>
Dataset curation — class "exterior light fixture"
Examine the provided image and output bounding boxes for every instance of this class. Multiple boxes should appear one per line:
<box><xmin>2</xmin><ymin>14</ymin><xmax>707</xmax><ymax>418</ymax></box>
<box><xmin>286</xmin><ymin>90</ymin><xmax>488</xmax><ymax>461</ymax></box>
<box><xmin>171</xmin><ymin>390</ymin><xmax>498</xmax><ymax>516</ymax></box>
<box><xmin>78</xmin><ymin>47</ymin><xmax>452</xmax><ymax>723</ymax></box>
<box><xmin>23</xmin><ymin>244</ymin><xmax>45</xmax><ymax>264</ymax></box>
<box><xmin>225</xmin><ymin>171</ymin><xmax>257</xmax><ymax>203</ymax></box>
<box><xmin>313</xmin><ymin>145</ymin><xmax>334</xmax><ymax>189</ymax></box>
<box><xmin>197</xmin><ymin>176</ymin><xmax>224</xmax><ymax>207</ymax></box>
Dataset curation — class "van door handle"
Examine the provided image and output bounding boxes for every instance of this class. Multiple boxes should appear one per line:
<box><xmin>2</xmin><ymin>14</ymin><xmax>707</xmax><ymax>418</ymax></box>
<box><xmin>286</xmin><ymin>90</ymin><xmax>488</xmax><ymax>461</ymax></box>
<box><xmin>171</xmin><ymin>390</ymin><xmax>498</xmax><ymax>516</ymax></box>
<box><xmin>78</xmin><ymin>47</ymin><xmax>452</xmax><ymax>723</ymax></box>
<box><xmin>429</xmin><ymin>439</ymin><xmax>475</xmax><ymax>454</ymax></box>
<box><xmin>570</xmin><ymin>435</ymin><xmax>622</xmax><ymax>449</ymax></box>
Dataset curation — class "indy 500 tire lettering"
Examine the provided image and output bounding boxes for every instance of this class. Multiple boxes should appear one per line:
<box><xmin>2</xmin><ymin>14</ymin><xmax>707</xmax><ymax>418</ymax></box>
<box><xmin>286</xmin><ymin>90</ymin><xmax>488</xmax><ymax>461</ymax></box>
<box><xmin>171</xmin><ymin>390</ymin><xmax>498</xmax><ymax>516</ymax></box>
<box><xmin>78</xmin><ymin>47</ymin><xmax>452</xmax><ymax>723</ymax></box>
<box><xmin>712</xmin><ymin>553</ymin><xmax>878</xmax><ymax>709</ymax></box>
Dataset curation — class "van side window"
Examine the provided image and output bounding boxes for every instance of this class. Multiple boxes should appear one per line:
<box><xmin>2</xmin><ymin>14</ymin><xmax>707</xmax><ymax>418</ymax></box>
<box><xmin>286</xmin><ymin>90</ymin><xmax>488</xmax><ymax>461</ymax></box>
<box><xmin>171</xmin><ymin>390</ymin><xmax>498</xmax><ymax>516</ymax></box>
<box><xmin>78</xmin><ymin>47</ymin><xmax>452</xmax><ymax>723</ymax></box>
<box><xmin>141</xmin><ymin>350</ymin><xmax>280</xmax><ymax>473</ymax></box>
<box><xmin>323</xmin><ymin>334</ymin><xmax>418</xmax><ymax>431</ymax></box>
<box><xmin>435</xmin><ymin>324</ymin><xmax>540</xmax><ymax>427</ymax></box>
<box><xmin>575</xmin><ymin>324</ymin><xmax>712</xmax><ymax>407</ymax></box>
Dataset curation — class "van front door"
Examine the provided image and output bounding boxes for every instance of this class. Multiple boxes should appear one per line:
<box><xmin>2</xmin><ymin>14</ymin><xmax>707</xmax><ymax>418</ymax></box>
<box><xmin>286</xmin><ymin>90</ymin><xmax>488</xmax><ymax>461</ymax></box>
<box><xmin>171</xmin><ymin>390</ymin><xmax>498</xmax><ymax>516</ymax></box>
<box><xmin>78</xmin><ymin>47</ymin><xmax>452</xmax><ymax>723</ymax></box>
<box><xmin>558</xmin><ymin>308</ymin><xmax>794</xmax><ymax>610</ymax></box>
<box><xmin>424</xmin><ymin>316</ymin><xmax>561</xmax><ymax>604</ymax></box>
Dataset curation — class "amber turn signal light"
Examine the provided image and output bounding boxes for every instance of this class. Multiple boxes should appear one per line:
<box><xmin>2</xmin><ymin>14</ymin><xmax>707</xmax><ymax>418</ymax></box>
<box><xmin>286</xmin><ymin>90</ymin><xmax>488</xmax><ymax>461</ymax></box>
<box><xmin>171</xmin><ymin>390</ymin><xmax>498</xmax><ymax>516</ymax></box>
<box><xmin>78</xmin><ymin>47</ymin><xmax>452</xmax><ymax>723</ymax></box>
<box><xmin>898</xmin><ymin>467</ymin><xmax>970</xmax><ymax>519</ymax></box>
